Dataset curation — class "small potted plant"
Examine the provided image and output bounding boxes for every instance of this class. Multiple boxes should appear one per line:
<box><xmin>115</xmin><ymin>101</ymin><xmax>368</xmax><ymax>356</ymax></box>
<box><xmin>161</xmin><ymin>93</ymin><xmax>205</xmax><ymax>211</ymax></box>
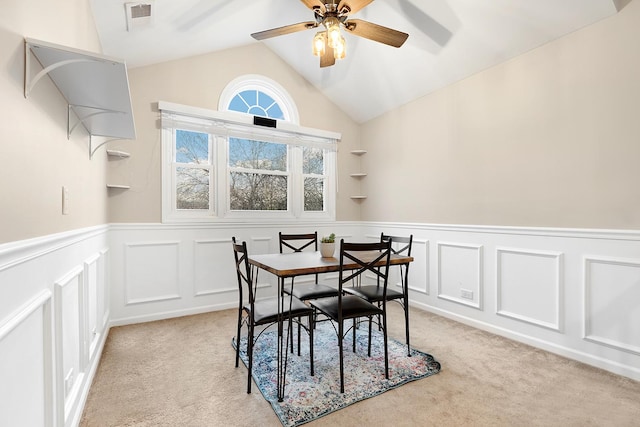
<box><xmin>320</xmin><ymin>233</ymin><xmax>336</xmax><ymax>258</ymax></box>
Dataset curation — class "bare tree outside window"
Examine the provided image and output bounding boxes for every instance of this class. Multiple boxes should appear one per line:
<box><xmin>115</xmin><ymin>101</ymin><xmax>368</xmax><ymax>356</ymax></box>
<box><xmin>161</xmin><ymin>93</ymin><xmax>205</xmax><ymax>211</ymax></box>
<box><xmin>175</xmin><ymin>130</ymin><xmax>211</xmax><ymax>210</ymax></box>
<box><xmin>229</xmin><ymin>138</ymin><xmax>288</xmax><ymax>211</ymax></box>
<box><xmin>303</xmin><ymin>147</ymin><xmax>325</xmax><ymax>211</ymax></box>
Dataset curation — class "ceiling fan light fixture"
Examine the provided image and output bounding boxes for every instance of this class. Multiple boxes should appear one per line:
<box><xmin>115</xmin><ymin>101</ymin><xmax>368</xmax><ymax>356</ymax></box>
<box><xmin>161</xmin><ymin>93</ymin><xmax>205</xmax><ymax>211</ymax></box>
<box><xmin>312</xmin><ymin>31</ymin><xmax>326</xmax><ymax>57</ymax></box>
<box><xmin>324</xmin><ymin>16</ymin><xmax>342</xmax><ymax>49</ymax></box>
<box><xmin>333</xmin><ymin>35</ymin><xmax>346</xmax><ymax>60</ymax></box>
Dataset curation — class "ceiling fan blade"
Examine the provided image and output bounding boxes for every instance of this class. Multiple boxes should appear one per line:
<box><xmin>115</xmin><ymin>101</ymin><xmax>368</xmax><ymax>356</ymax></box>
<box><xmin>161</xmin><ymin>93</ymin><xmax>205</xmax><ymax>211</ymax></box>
<box><xmin>300</xmin><ymin>0</ymin><xmax>326</xmax><ymax>13</ymax></box>
<box><xmin>344</xmin><ymin>19</ymin><xmax>409</xmax><ymax>47</ymax></box>
<box><xmin>251</xmin><ymin>21</ymin><xmax>318</xmax><ymax>41</ymax></box>
<box><xmin>320</xmin><ymin>43</ymin><xmax>336</xmax><ymax>68</ymax></box>
<box><xmin>337</xmin><ymin>0</ymin><xmax>373</xmax><ymax>15</ymax></box>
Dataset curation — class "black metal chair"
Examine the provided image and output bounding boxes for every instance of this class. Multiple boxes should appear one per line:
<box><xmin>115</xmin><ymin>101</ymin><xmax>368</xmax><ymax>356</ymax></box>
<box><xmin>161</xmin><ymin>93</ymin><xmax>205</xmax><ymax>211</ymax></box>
<box><xmin>343</xmin><ymin>233</ymin><xmax>413</xmax><ymax>356</ymax></box>
<box><xmin>232</xmin><ymin>237</ymin><xmax>314</xmax><ymax>394</ymax></box>
<box><xmin>279</xmin><ymin>232</ymin><xmax>340</xmax><ymax>301</ymax></box>
<box><xmin>310</xmin><ymin>239</ymin><xmax>392</xmax><ymax>393</ymax></box>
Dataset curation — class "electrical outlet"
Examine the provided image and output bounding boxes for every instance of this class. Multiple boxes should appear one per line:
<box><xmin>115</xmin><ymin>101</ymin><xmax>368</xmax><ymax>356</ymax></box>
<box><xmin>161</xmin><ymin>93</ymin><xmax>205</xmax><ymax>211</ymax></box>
<box><xmin>460</xmin><ymin>289</ymin><xmax>474</xmax><ymax>300</ymax></box>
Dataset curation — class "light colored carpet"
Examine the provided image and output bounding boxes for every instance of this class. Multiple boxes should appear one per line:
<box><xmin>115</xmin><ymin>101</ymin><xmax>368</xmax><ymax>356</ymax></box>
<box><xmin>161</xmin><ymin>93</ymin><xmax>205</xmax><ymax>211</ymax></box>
<box><xmin>80</xmin><ymin>305</ymin><xmax>640</xmax><ymax>426</ymax></box>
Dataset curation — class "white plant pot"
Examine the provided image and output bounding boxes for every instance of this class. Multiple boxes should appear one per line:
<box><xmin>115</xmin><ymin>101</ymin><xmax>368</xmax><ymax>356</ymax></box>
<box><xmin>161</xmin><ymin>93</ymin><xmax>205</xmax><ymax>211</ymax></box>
<box><xmin>320</xmin><ymin>242</ymin><xmax>335</xmax><ymax>258</ymax></box>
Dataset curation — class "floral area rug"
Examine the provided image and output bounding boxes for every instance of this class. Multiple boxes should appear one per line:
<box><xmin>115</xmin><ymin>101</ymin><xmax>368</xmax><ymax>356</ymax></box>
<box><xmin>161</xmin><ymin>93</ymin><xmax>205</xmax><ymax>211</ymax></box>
<box><xmin>233</xmin><ymin>321</ymin><xmax>441</xmax><ymax>427</ymax></box>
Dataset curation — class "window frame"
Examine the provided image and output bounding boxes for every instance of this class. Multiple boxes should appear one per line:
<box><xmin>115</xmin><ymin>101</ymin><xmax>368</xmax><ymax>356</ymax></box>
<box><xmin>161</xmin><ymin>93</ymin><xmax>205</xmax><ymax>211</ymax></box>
<box><xmin>160</xmin><ymin>101</ymin><xmax>339</xmax><ymax>223</ymax></box>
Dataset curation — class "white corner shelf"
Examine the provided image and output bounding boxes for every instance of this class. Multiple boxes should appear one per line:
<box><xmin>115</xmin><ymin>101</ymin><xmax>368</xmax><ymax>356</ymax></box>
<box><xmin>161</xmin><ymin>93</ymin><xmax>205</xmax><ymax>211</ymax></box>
<box><xmin>106</xmin><ymin>184</ymin><xmax>130</xmax><ymax>190</ymax></box>
<box><xmin>106</xmin><ymin>149</ymin><xmax>131</xmax><ymax>158</ymax></box>
<box><xmin>350</xmin><ymin>149</ymin><xmax>367</xmax><ymax>199</ymax></box>
<box><xmin>24</xmin><ymin>38</ymin><xmax>136</xmax><ymax>159</ymax></box>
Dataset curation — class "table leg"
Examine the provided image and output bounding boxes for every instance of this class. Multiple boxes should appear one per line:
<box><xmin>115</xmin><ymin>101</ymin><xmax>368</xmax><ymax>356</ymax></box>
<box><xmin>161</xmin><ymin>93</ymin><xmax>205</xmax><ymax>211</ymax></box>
<box><xmin>277</xmin><ymin>276</ymin><xmax>284</xmax><ymax>401</ymax></box>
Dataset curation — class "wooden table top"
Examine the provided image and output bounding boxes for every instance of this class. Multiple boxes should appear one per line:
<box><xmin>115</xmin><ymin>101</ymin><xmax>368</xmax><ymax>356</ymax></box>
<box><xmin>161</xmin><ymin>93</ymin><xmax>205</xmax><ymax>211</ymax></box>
<box><xmin>248</xmin><ymin>250</ymin><xmax>413</xmax><ymax>278</ymax></box>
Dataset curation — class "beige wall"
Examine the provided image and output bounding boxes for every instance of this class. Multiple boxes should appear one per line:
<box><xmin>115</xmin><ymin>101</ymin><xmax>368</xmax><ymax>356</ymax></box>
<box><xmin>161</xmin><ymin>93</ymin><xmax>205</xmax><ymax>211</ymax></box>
<box><xmin>109</xmin><ymin>43</ymin><xmax>362</xmax><ymax>223</ymax></box>
<box><xmin>360</xmin><ymin>1</ymin><xmax>640</xmax><ymax>229</ymax></box>
<box><xmin>0</xmin><ymin>0</ymin><xmax>105</xmax><ymax>244</ymax></box>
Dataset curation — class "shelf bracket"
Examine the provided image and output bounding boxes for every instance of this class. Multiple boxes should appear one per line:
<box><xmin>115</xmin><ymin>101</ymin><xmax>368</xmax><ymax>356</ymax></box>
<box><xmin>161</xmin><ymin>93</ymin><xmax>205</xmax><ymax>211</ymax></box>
<box><xmin>89</xmin><ymin>135</ymin><xmax>124</xmax><ymax>160</ymax></box>
<box><xmin>24</xmin><ymin>41</ymin><xmax>99</xmax><ymax>98</ymax></box>
<box><xmin>67</xmin><ymin>104</ymin><xmax>127</xmax><ymax>140</ymax></box>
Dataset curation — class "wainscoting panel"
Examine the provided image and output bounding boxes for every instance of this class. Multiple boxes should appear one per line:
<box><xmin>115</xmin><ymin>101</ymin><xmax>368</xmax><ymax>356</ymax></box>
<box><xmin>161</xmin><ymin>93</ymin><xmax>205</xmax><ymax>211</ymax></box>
<box><xmin>124</xmin><ymin>241</ymin><xmax>180</xmax><ymax>305</ymax></box>
<box><xmin>0</xmin><ymin>227</ymin><xmax>111</xmax><ymax>427</ymax></box>
<box><xmin>193</xmin><ymin>238</ymin><xmax>236</xmax><ymax>297</ymax></box>
<box><xmin>408</xmin><ymin>238</ymin><xmax>429</xmax><ymax>295</ymax></box>
<box><xmin>0</xmin><ymin>290</ymin><xmax>53</xmax><ymax>427</ymax></box>
<box><xmin>54</xmin><ymin>266</ymin><xmax>86</xmax><ymax>426</ymax></box>
<box><xmin>84</xmin><ymin>254</ymin><xmax>101</xmax><ymax>361</ymax></box>
<box><xmin>105</xmin><ymin>223</ymin><xmax>640</xmax><ymax>382</ymax></box>
<box><xmin>584</xmin><ymin>256</ymin><xmax>640</xmax><ymax>355</ymax></box>
<box><xmin>437</xmin><ymin>242</ymin><xmax>483</xmax><ymax>309</ymax></box>
<box><xmin>496</xmin><ymin>248</ymin><xmax>563</xmax><ymax>331</ymax></box>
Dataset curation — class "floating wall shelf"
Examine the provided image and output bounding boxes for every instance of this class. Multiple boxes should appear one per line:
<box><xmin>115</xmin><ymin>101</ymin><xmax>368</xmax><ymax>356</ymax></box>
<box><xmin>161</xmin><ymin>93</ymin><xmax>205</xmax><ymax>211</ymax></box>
<box><xmin>106</xmin><ymin>149</ymin><xmax>131</xmax><ymax>158</ymax></box>
<box><xmin>24</xmin><ymin>38</ymin><xmax>136</xmax><ymax>158</ymax></box>
<box><xmin>350</xmin><ymin>149</ymin><xmax>367</xmax><ymax>200</ymax></box>
<box><xmin>106</xmin><ymin>184</ymin><xmax>130</xmax><ymax>190</ymax></box>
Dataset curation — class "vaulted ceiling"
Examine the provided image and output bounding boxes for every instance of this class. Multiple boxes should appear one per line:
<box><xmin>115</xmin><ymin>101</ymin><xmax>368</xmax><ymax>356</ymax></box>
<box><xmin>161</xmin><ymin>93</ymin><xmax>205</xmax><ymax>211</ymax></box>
<box><xmin>91</xmin><ymin>0</ymin><xmax>624</xmax><ymax>123</ymax></box>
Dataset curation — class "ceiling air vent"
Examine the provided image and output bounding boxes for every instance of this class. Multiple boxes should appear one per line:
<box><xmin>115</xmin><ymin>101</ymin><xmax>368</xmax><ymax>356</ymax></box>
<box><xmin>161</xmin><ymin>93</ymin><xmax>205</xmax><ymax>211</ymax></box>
<box><xmin>125</xmin><ymin>2</ymin><xmax>153</xmax><ymax>31</ymax></box>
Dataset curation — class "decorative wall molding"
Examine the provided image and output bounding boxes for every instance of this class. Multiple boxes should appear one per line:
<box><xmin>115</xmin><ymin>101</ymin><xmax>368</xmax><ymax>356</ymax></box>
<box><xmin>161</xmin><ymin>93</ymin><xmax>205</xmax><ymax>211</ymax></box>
<box><xmin>496</xmin><ymin>247</ymin><xmax>563</xmax><ymax>331</ymax></box>
<box><xmin>0</xmin><ymin>228</ymin><xmax>109</xmax><ymax>427</ymax></box>
<box><xmin>0</xmin><ymin>225</ymin><xmax>108</xmax><ymax>273</ymax></box>
<box><xmin>584</xmin><ymin>256</ymin><xmax>640</xmax><ymax>355</ymax></box>
<box><xmin>437</xmin><ymin>242</ymin><xmax>484</xmax><ymax>309</ymax></box>
<box><xmin>408</xmin><ymin>238</ymin><xmax>429</xmax><ymax>295</ymax></box>
<box><xmin>4</xmin><ymin>220</ymin><xmax>640</xmax><ymax>427</ymax></box>
<box><xmin>0</xmin><ymin>290</ymin><xmax>53</xmax><ymax>427</ymax></box>
<box><xmin>54</xmin><ymin>266</ymin><xmax>86</xmax><ymax>427</ymax></box>
<box><xmin>193</xmin><ymin>238</ymin><xmax>236</xmax><ymax>297</ymax></box>
<box><xmin>124</xmin><ymin>241</ymin><xmax>181</xmax><ymax>305</ymax></box>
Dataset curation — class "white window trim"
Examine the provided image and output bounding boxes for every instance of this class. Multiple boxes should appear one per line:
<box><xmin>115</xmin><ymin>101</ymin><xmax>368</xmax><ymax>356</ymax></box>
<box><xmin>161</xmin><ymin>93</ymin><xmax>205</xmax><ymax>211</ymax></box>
<box><xmin>160</xmin><ymin>101</ymin><xmax>340</xmax><ymax>223</ymax></box>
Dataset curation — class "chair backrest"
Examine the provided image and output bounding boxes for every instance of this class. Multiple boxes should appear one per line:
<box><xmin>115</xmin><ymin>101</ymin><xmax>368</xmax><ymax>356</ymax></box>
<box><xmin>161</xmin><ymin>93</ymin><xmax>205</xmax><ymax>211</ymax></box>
<box><xmin>380</xmin><ymin>233</ymin><xmax>413</xmax><ymax>287</ymax></box>
<box><xmin>338</xmin><ymin>239</ymin><xmax>392</xmax><ymax>316</ymax></box>
<box><xmin>279</xmin><ymin>232</ymin><xmax>318</xmax><ymax>253</ymax></box>
<box><xmin>232</xmin><ymin>237</ymin><xmax>256</xmax><ymax>311</ymax></box>
<box><xmin>380</xmin><ymin>233</ymin><xmax>413</xmax><ymax>257</ymax></box>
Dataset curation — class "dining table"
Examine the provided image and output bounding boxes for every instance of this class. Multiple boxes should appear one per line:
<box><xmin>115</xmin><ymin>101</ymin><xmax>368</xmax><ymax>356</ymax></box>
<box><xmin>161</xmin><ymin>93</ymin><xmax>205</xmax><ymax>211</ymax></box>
<box><xmin>248</xmin><ymin>249</ymin><xmax>414</xmax><ymax>401</ymax></box>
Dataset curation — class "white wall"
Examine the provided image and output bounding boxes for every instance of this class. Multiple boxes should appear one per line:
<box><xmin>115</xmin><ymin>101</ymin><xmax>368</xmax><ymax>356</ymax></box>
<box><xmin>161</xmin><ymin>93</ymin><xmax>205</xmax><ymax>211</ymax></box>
<box><xmin>107</xmin><ymin>222</ymin><xmax>640</xmax><ymax>382</ymax></box>
<box><xmin>360</xmin><ymin>1</ymin><xmax>640</xmax><ymax>230</ymax></box>
<box><xmin>0</xmin><ymin>227</ymin><xmax>110</xmax><ymax>427</ymax></box>
<box><xmin>1</xmin><ymin>220</ymin><xmax>638</xmax><ymax>427</ymax></box>
<box><xmin>0</xmin><ymin>0</ymin><xmax>108</xmax><ymax>245</ymax></box>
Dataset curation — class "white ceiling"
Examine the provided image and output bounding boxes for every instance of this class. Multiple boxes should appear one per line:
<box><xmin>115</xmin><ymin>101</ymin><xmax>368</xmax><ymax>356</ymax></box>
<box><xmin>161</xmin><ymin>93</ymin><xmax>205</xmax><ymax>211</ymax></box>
<box><xmin>91</xmin><ymin>0</ymin><xmax>621</xmax><ymax>123</ymax></box>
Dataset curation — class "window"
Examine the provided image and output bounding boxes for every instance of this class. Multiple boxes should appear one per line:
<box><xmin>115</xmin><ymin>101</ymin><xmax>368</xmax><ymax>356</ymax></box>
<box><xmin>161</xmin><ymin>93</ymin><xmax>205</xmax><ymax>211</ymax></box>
<box><xmin>160</xmin><ymin>78</ymin><xmax>339</xmax><ymax>222</ymax></box>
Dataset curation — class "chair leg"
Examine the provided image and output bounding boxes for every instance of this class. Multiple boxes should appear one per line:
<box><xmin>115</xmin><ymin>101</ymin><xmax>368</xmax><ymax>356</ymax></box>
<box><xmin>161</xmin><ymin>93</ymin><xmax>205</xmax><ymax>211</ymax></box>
<box><xmin>235</xmin><ymin>311</ymin><xmax>242</xmax><ymax>368</ymax></box>
<box><xmin>298</xmin><ymin>318</ymin><xmax>302</xmax><ymax>356</ymax></box>
<box><xmin>247</xmin><ymin>323</ymin><xmax>254</xmax><ymax>394</ymax></box>
<box><xmin>404</xmin><ymin>303</ymin><xmax>411</xmax><ymax>357</ymax></box>
<box><xmin>352</xmin><ymin>318</ymin><xmax>357</xmax><ymax>353</ymax></box>
<box><xmin>339</xmin><ymin>320</ymin><xmax>345</xmax><ymax>393</ymax></box>
<box><xmin>367</xmin><ymin>315</ymin><xmax>373</xmax><ymax>357</ymax></box>
<box><xmin>382</xmin><ymin>312</ymin><xmax>389</xmax><ymax>380</ymax></box>
<box><xmin>309</xmin><ymin>313</ymin><xmax>314</xmax><ymax>376</ymax></box>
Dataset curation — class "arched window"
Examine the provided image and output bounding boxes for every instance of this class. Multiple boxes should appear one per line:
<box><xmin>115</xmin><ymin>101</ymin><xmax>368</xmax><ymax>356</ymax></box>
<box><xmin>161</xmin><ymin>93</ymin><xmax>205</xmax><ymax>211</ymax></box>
<box><xmin>160</xmin><ymin>75</ymin><xmax>337</xmax><ymax>222</ymax></box>
<box><xmin>219</xmin><ymin>75</ymin><xmax>300</xmax><ymax>124</ymax></box>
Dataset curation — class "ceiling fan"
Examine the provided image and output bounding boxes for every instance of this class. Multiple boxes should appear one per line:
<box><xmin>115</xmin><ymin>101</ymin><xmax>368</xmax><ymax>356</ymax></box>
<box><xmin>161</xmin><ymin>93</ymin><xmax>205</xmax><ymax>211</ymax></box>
<box><xmin>251</xmin><ymin>0</ymin><xmax>409</xmax><ymax>68</ymax></box>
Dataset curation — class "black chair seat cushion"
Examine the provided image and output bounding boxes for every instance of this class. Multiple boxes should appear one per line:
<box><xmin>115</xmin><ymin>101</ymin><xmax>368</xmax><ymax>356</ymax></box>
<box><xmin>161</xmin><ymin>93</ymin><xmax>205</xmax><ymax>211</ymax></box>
<box><xmin>283</xmin><ymin>283</ymin><xmax>340</xmax><ymax>300</ymax></box>
<box><xmin>246</xmin><ymin>296</ymin><xmax>312</xmax><ymax>325</ymax></box>
<box><xmin>343</xmin><ymin>285</ymin><xmax>404</xmax><ymax>302</ymax></box>
<box><xmin>311</xmin><ymin>295</ymin><xmax>382</xmax><ymax>321</ymax></box>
